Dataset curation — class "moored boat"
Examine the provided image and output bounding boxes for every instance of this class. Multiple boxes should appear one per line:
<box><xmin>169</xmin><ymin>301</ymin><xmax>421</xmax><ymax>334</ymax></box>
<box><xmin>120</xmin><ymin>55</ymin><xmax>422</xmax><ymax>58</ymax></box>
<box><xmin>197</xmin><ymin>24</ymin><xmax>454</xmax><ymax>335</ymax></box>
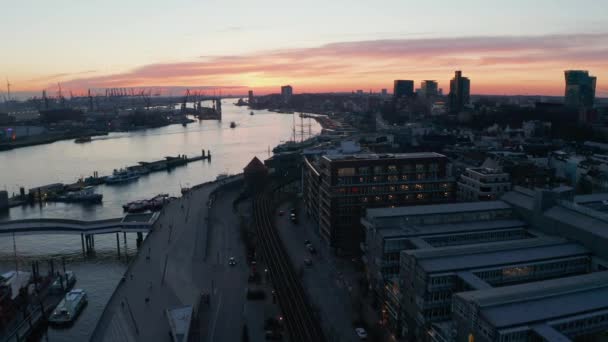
<box><xmin>49</xmin><ymin>289</ymin><xmax>87</xmax><ymax>326</ymax></box>
<box><xmin>74</xmin><ymin>136</ymin><xmax>92</xmax><ymax>144</ymax></box>
<box><xmin>105</xmin><ymin>169</ymin><xmax>140</xmax><ymax>185</ymax></box>
<box><xmin>50</xmin><ymin>271</ymin><xmax>77</xmax><ymax>294</ymax></box>
<box><xmin>230</xmin><ymin>121</ymin><xmax>237</xmax><ymax>128</ymax></box>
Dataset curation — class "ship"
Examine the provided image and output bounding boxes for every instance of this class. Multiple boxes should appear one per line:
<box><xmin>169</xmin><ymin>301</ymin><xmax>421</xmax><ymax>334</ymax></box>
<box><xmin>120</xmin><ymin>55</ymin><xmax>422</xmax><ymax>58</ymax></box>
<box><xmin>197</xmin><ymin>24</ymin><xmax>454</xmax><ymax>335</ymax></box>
<box><xmin>230</xmin><ymin>121</ymin><xmax>237</xmax><ymax>128</ymax></box>
<box><xmin>49</xmin><ymin>289</ymin><xmax>87</xmax><ymax>326</ymax></box>
<box><xmin>105</xmin><ymin>169</ymin><xmax>140</xmax><ymax>185</ymax></box>
<box><xmin>53</xmin><ymin>187</ymin><xmax>102</xmax><ymax>203</ymax></box>
<box><xmin>74</xmin><ymin>136</ymin><xmax>92</xmax><ymax>144</ymax></box>
<box><xmin>250</xmin><ymin>111</ymin><xmax>254</xmax><ymax>116</ymax></box>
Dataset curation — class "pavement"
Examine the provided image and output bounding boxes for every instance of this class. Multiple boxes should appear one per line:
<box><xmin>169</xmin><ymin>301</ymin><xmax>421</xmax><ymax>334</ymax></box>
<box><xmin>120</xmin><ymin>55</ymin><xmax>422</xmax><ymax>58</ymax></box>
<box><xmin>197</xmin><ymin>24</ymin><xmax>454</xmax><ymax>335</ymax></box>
<box><xmin>91</xmin><ymin>177</ymin><xmax>255</xmax><ymax>342</ymax></box>
<box><xmin>275</xmin><ymin>201</ymin><xmax>363</xmax><ymax>342</ymax></box>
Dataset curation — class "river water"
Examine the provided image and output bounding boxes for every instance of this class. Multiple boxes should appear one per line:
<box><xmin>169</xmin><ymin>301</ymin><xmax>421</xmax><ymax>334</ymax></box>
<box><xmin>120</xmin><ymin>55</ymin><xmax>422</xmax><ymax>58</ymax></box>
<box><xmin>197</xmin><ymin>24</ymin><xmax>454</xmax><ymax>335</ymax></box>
<box><xmin>0</xmin><ymin>101</ymin><xmax>320</xmax><ymax>341</ymax></box>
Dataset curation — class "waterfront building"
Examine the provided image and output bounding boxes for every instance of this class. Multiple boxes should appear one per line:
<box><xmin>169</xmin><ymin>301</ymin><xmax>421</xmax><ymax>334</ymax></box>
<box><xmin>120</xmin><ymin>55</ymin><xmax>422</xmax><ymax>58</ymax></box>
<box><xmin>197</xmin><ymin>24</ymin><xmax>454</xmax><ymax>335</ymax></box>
<box><xmin>248</xmin><ymin>90</ymin><xmax>254</xmax><ymax>104</ymax></box>
<box><xmin>451</xmin><ymin>271</ymin><xmax>608</xmax><ymax>342</ymax></box>
<box><xmin>420</xmin><ymin>80</ymin><xmax>439</xmax><ymax>98</ymax></box>
<box><xmin>0</xmin><ymin>190</ymin><xmax>8</xmax><ymax>210</ymax></box>
<box><xmin>281</xmin><ymin>85</ymin><xmax>293</xmax><ymax>103</ymax></box>
<box><xmin>564</xmin><ymin>70</ymin><xmax>596</xmax><ymax>109</ymax></box>
<box><xmin>243</xmin><ymin>157</ymin><xmax>268</xmax><ymax>192</ymax></box>
<box><xmin>457</xmin><ymin>167</ymin><xmax>511</xmax><ymax>201</ymax></box>
<box><xmin>448</xmin><ymin>71</ymin><xmax>470</xmax><ymax>113</ymax></box>
<box><xmin>303</xmin><ymin>152</ymin><xmax>455</xmax><ymax>254</ymax></box>
<box><xmin>393</xmin><ymin>80</ymin><xmax>415</xmax><ymax>99</ymax></box>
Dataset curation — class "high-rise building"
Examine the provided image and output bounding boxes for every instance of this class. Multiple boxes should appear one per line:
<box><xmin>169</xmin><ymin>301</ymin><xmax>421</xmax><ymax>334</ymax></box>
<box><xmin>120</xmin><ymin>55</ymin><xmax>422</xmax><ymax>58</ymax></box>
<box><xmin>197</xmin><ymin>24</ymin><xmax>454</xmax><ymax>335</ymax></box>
<box><xmin>280</xmin><ymin>85</ymin><xmax>293</xmax><ymax>103</ymax></box>
<box><xmin>303</xmin><ymin>152</ymin><xmax>455</xmax><ymax>254</ymax></box>
<box><xmin>381</xmin><ymin>89</ymin><xmax>388</xmax><ymax>97</ymax></box>
<box><xmin>248</xmin><ymin>90</ymin><xmax>254</xmax><ymax>104</ymax></box>
<box><xmin>564</xmin><ymin>70</ymin><xmax>596</xmax><ymax>109</ymax></box>
<box><xmin>420</xmin><ymin>80</ymin><xmax>439</xmax><ymax>98</ymax></box>
<box><xmin>448</xmin><ymin>71</ymin><xmax>470</xmax><ymax>113</ymax></box>
<box><xmin>393</xmin><ymin>80</ymin><xmax>415</xmax><ymax>98</ymax></box>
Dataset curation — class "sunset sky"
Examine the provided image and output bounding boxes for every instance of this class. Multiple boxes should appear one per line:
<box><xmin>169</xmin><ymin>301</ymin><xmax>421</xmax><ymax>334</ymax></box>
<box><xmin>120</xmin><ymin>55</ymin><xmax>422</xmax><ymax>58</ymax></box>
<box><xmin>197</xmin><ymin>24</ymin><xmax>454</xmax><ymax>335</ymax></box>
<box><xmin>2</xmin><ymin>0</ymin><xmax>608</xmax><ymax>96</ymax></box>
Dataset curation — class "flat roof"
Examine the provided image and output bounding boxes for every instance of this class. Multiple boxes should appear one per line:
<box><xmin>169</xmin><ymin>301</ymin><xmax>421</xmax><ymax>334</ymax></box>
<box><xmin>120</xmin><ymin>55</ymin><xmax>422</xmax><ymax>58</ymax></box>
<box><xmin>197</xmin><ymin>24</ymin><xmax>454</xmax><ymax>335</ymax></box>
<box><xmin>467</xmin><ymin>167</ymin><xmax>509</xmax><ymax>175</ymax></box>
<box><xmin>376</xmin><ymin>219</ymin><xmax>527</xmax><ymax>239</ymax></box>
<box><xmin>122</xmin><ymin>212</ymin><xmax>156</xmax><ymax>223</ymax></box>
<box><xmin>323</xmin><ymin>152</ymin><xmax>446</xmax><ymax>162</ymax></box>
<box><xmin>405</xmin><ymin>238</ymin><xmax>587</xmax><ymax>273</ymax></box>
<box><xmin>456</xmin><ymin>272</ymin><xmax>608</xmax><ymax>329</ymax></box>
<box><xmin>366</xmin><ymin>201</ymin><xmax>511</xmax><ymax>219</ymax></box>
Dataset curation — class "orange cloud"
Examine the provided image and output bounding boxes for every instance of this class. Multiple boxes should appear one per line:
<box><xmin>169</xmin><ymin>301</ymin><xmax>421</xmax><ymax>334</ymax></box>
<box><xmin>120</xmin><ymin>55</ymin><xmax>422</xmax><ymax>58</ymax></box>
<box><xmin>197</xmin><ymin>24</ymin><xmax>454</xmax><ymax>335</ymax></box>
<box><xmin>33</xmin><ymin>33</ymin><xmax>608</xmax><ymax>96</ymax></box>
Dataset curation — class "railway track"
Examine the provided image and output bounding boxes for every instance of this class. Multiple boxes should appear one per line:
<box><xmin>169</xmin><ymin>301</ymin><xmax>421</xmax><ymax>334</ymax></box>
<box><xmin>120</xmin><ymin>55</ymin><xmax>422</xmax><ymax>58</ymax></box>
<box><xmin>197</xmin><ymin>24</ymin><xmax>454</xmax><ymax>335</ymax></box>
<box><xmin>253</xmin><ymin>192</ymin><xmax>326</xmax><ymax>342</ymax></box>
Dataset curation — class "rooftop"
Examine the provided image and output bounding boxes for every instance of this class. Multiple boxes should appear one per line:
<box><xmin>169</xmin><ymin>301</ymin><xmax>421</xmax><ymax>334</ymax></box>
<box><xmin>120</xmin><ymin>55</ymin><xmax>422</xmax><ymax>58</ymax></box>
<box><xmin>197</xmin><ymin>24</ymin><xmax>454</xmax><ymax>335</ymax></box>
<box><xmin>373</xmin><ymin>219</ymin><xmax>528</xmax><ymax>239</ymax></box>
<box><xmin>323</xmin><ymin>152</ymin><xmax>446</xmax><ymax>162</ymax></box>
<box><xmin>404</xmin><ymin>238</ymin><xmax>587</xmax><ymax>273</ymax></box>
<box><xmin>467</xmin><ymin>167</ymin><xmax>509</xmax><ymax>175</ymax></box>
<box><xmin>456</xmin><ymin>271</ymin><xmax>608</xmax><ymax>329</ymax></box>
<box><xmin>366</xmin><ymin>201</ymin><xmax>511</xmax><ymax>220</ymax></box>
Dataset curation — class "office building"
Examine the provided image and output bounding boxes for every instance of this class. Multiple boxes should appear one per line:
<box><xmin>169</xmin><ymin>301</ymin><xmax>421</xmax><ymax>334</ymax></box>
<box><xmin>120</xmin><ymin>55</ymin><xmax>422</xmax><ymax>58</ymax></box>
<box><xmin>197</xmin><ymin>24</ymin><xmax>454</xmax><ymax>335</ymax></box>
<box><xmin>248</xmin><ymin>90</ymin><xmax>254</xmax><ymax>104</ymax></box>
<box><xmin>448</xmin><ymin>71</ymin><xmax>470</xmax><ymax>113</ymax></box>
<box><xmin>280</xmin><ymin>85</ymin><xmax>293</xmax><ymax>103</ymax></box>
<box><xmin>362</xmin><ymin>201</ymin><xmax>535</xmax><ymax>332</ymax></box>
<box><xmin>401</xmin><ymin>238</ymin><xmax>593</xmax><ymax>340</ymax></box>
<box><xmin>420</xmin><ymin>80</ymin><xmax>439</xmax><ymax>98</ymax></box>
<box><xmin>452</xmin><ymin>271</ymin><xmax>608</xmax><ymax>342</ymax></box>
<box><xmin>393</xmin><ymin>80</ymin><xmax>415</xmax><ymax>99</ymax></box>
<box><xmin>564</xmin><ymin>70</ymin><xmax>596</xmax><ymax>109</ymax></box>
<box><xmin>381</xmin><ymin>88</ymin><xmax>388</xmax><ymax>97</ymax></box>
<box><xmin>457</xmin><ymin>168</ymin><xmax>511</xmax><ymax>201</ymax></box>
<box><xmin>303</xmin><ymin>152</ymin><xmax>455</xmax><ymax>254</ymax></box>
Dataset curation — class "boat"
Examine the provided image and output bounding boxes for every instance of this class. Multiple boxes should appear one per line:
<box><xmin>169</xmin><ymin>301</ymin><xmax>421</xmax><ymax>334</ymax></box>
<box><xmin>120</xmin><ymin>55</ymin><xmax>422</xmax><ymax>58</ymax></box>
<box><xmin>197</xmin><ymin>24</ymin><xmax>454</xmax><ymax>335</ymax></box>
<box><xmin>50</xmin><ymin>271</ymin><xmax>77</xmax><ymax>294</ymax></box>
<box><xmin>216</xmin><ymin>173</ymin><xmax>231</xmax><ymax>181</ymax></box>
<box><xmin>250</xmin><ymin>111</ymin><xmax>254</xmax><ymax>116</ymax></box>
<box><xmin>122</xmin><ymin>194</ymin><xmax>169</xmax><ymax>213</ymax></box>
<box><xmin>74</xmin><ymin>136</ymin><xmax>92</xmax><ymax>144</ymax></box>
<box><xmin>230</xmin><ymin>121</ymin><xmax>236</xmax><ymax>128</ymax></box>
<box><xmin>49</xmin><ymin>289</ymin><xmax>87</xmax><ymax>326</ymax></box>
<box><xmin>53</xmin><ymin>187</ymin><xmax>102</xmax><ymax>203</ymax></box>
<box><xmin>105</xmin><ymin>169</ymin><xmax>140</xmax><ymax>185</ymax></box>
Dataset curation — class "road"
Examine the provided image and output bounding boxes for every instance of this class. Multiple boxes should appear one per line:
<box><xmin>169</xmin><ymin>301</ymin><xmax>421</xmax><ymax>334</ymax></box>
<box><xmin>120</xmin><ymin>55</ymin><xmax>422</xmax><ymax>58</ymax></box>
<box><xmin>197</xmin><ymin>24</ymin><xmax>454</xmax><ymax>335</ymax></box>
<box><xmin>275</xmin><ymin>201</ymin><xmax>362</xmax><ymax>342</ymax></box>
<box><xmin>91</xmin><ymin>177</ymin><xmax>250</xmax><ymax>342</ymax></box>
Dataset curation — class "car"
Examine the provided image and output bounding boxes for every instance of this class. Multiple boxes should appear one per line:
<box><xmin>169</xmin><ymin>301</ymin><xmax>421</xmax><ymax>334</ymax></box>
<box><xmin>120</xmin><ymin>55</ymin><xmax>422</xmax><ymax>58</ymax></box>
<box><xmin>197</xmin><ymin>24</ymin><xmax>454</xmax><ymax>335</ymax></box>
<box><xmin>304</xmin><ymin>240</ymin><xmax>311</xmax><ymax>246</ymax></box>
<box><xmin>355</xmin><ymin>327</ymin><xmax>368</xmax><ymax>340</ymax></box>
<box><xmin>304</xmin><ymin>258</ymin><xmax>312</xmax><ymax>267</ymax></box>
<box><xmin>278</xmin><ymin>210</ymin><xmax>284</xmax><ymax>216</ymax></box>
<box><xmin>307</xmin><ymin>245</ymin><xmax>316</xmax><ymax>254</ymax></box>
<box><xmin>228</xmin><ymin>257</ymin><xmax>236</xmax><ymax>266</ymax></box>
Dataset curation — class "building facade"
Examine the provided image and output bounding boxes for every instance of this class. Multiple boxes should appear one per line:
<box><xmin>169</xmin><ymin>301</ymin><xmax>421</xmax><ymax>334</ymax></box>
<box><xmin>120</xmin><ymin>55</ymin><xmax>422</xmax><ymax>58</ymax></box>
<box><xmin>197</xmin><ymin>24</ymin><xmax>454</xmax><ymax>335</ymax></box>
<box><xmin>448</xmin><ymin>71</ymin><xmax>470</xmax><ymax>113</ymax></box>
<box><xmin>420</xmin><ymin>80</ymin><xmax>439</xmax><ymax>98</ymax></box>
<box><xmin>564</xmin><ymin>70</ymin><xmax>596</xmax><ymax>109</ymax></box>
<box><xmin>457</xmin><ymin>168</ymin><xmax>511</xmax><ymax>201</ymax></box>
<box><xmin>281</xmin><ymin>85</ymin><xmax>293</xmax><ymax>103</ymax></box>
<box><xmin>303</xmin><ymin>152</ymin><xmax>455</xmax><ymax>254</ymax></box>
<box><xmin>394</xmin><ymin>80</ymin><xmax>415</xmax><ymax>99</ymax></box>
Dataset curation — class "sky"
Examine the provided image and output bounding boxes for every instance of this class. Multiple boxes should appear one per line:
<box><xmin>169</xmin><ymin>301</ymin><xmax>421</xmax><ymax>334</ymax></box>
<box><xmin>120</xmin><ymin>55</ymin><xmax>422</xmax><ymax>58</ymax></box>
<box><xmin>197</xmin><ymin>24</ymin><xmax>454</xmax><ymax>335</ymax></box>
<box><xmin>1</xmin><ymin>0</ymin><xmax>608</xmax><ymax>97</ymax></box>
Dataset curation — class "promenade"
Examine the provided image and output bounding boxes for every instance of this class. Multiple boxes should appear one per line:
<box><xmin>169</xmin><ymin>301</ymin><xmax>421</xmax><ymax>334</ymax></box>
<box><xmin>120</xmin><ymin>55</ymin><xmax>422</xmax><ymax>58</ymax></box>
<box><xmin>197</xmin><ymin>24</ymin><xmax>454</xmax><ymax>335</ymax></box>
<box><xmin>91</xmin><ymin>176</ymin><xmax>248</xmax><ymax>342</ymax></box>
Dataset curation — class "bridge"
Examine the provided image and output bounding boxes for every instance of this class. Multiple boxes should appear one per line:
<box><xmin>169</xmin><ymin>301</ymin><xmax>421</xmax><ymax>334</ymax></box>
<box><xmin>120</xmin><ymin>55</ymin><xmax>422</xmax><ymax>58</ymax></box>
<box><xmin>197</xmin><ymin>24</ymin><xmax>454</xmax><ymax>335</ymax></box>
<box><xmin>0</xmin><ymin>212</ymin><xmax>159</xmax><ymax>253</ymax></box>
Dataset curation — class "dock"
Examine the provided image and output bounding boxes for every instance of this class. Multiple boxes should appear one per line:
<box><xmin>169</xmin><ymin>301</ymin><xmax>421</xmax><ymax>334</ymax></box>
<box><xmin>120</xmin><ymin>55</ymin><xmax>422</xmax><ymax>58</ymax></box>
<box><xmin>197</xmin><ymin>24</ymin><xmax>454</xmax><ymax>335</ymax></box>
<box><xmin>6</xmin><ymin>150</ymin><xmax>212</xmax><ymax>208</ymax></box>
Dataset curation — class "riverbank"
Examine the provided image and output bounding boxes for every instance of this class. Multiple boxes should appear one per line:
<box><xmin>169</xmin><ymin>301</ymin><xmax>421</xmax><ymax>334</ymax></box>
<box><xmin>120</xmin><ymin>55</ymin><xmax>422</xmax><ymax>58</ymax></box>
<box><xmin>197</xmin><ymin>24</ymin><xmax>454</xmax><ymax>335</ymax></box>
<box><xmin>0</xmin><ymin>131</ymin><xmax>108</xmax><ymax>151</ymax></box>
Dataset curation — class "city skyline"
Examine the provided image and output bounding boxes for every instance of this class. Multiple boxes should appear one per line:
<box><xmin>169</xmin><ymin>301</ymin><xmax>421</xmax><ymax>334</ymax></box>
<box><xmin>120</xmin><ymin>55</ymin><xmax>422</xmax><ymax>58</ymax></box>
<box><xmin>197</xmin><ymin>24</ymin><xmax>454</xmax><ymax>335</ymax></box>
<box><xmin>2</xmin><ymin>0</ymin><xmax>608</xmax><ymax>97</ymax></box>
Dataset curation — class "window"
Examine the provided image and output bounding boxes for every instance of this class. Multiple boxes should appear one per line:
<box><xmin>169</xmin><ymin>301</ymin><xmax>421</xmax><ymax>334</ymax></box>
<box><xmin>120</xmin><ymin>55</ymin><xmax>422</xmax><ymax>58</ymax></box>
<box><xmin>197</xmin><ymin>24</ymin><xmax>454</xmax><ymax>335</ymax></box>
<box><xmin>338</xmin><ymin>168</ymin><xmax>355</xmax><ymax>176</ymax></box>
<box><xmin>388</xmin><ymin>165</ymin><xmax>398</xmax><ymax>173</ymax></box>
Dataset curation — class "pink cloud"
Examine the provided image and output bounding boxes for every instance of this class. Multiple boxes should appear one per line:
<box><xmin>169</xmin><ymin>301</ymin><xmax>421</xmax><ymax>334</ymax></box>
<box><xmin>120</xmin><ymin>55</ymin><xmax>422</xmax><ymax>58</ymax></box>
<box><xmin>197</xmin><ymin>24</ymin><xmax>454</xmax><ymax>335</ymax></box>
<box><xmin>51</xmin><ymin>33</ymin><xmax>608</xmax><ymax>95</ymax></box>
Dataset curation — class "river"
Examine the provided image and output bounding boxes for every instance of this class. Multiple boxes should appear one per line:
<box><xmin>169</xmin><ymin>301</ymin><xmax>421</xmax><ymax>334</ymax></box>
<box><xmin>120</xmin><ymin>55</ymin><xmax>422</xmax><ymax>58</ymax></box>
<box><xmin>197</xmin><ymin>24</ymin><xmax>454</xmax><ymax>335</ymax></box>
<box><xmin>0</xmin><ymin>100</ymin><xmax>321</xmax><ymax>341</ymax></box>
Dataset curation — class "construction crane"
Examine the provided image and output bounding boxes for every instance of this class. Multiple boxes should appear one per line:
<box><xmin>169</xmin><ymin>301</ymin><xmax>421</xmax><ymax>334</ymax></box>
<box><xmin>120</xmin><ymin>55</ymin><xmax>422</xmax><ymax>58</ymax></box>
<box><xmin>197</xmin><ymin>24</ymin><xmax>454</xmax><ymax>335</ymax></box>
<box><xmin>6</xmin><ymin>78</ymin><xmax>11</xmax><ymax>101</ymax></box>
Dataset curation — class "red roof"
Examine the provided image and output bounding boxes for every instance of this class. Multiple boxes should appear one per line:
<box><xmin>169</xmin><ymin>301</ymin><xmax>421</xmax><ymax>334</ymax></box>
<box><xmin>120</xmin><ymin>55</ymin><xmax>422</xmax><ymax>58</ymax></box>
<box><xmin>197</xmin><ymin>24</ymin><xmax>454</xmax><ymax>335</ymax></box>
<box><xmin>244</xmin><ymin>157</ymin><xmax>267</xmax><ymax>173</ymax></box>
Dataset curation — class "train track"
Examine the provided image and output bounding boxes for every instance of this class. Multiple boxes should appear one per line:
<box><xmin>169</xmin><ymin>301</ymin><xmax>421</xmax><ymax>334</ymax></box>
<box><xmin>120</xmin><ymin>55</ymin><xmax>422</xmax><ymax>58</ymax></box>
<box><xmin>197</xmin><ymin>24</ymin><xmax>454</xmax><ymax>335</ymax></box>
<box><xmin>253</xmin><ymin>192</ymin><xmax>326</xmax><ymax>342</ymax></box>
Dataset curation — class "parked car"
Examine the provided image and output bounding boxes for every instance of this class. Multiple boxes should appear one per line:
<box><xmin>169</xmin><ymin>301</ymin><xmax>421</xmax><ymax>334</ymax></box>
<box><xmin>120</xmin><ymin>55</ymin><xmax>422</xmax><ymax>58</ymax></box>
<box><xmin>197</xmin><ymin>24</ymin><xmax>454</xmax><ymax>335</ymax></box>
<box><xmin>304</xmin><ymin>240</ymin><xmax>311</xmax><ymax>246</ymax></box>
<box><xmin>228</xmin><ymin>257</ymin><xmax>236</xmax><ymax>266</ymax></box>
<box><xmin>304</xmin><ymin>258</ymin><xmax>312</xmax><ymax>267</ymax></box>
<box><xmin>307</xmin><ymin>245</ymin><xmax>316</xmax><ymax>254</ymax></box>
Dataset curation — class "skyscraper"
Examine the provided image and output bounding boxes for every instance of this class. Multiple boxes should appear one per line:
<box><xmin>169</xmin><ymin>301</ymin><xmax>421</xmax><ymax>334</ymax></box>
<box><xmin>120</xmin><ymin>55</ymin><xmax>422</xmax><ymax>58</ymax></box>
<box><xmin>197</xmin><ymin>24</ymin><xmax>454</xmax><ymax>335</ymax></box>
<box><xmin>448</xmin><ymin>71</ymin><xmax>470</xmax><ymax>113</ymax></box>
<box><xmin>564</xmin><ymin>70</ymin><xmax>596</xmax><ymax>109</ymax></box>
<box><xmin>281</xmin><ymin>85</ymin><xmax>293</xmax><ymax>103</ymax></box>
<box><xmin>393</xmin><ymin>80</ymin><xmax>414</xmax><ymax>98</ymax></box>
<box><xmin>420</xmin><ymin>80</ymin><xmax>439</xmax><ymax>98</ymax></box>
